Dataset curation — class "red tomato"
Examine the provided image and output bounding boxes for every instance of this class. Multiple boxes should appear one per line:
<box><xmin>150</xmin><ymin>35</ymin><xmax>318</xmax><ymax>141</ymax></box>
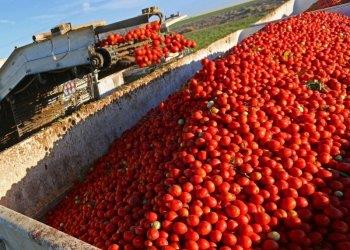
<box><xmin>262</xmin><ymin>239</ymin><xmax>279</xmax><ymax>250</ymax></box>
<box><xmin>147</xmin><ymin>228</ymin><xmax>159</xmax><ymax>241</ymax></box>
<box><xmin>187</xmin><ymin>215</ymin><xmax>200</xmax><ymax>227</ymax></box>
<box><xmin>222</xmin><ymin>233</ymin><xmax>237</xmax><ymax>246</ymax></box>
<box><xmin>172</xmin><ymin>222</ymin><xmax>188</xmax><ymax>235</ymax></box>
<box><xmin>197</xmin><ymin>221</ymin><xmax>212</xmax><ymax>236</ymax></box>
<box><xmin>108</xmin><ymin>244</ymin><xmax>120</xmax><ymax>250</ymax></box>
<box><xmin>225</xmin><ymin>205</ymin><xmax>240</xmax><ymax>218</ymax></box>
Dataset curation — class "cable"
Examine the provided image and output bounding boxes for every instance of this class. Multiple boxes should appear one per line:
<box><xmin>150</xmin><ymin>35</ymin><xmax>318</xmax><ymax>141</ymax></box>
<box><xmin>50</xmin><ymin>31</ymin><xmax>71</xmax><ymax>61</ymax></box>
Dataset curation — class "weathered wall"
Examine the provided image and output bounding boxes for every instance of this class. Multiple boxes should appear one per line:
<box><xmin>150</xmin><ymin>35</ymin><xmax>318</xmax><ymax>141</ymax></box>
<box><xmin>0</xmin><ymin>205</ymin><xmax>97</xmax><ymax>250</ymax></box>
<box><xmin>293</xmin><ymin>0</ymin><xmax>316</xmax><ymax>14</ymax></box>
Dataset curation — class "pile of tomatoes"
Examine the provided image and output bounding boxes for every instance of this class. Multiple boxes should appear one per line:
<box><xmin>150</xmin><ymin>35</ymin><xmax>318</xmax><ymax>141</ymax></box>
<box><xmin>164</xmin><ymin>33</ymin><xmax>197</xmax><ymax>54</ymax></box>
<box><xmin>308</xmin><ymin>0</ymin><xmax>349</xmax><ymax>10</ymax></box>
<box><xmin>134</xmin><ymin>33</ymin><xmax>196</xmax><ymax>68</ymax></box>
<box><xmin>97</xmin><ymin>22</ymin><xmax>161</xmax><ymax>47</ymax></box>
<box><xmin>97</xmin><ymin>21</ymin><xmax>196</xmax><ymax>68</ymax></box>
<box><xmin>46</xmin><ymin>12</ymin><xmax>350</xmax><ymax>250</ymax></box>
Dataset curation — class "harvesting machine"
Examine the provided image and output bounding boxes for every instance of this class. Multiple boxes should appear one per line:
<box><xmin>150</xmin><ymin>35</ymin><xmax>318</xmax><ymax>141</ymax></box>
<box><xmin>0</xmin><ymin>7</ymin><xmax>185</xmax><ymax>150</ymax></box>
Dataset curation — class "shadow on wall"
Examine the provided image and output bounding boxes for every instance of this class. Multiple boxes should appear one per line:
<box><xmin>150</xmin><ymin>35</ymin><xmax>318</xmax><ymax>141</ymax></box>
<box><xmin>0</xmin><ymin>51</ymin><xmax>228</xmax><ymax>220</ymax></box>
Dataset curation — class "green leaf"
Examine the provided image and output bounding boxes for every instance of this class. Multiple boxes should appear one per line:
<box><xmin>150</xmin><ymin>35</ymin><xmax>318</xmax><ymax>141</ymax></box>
<box><xmin>306</xmin><ymin>79</ymin><xmax>325</xmax><ymax>91</ymax></box>
<box><xmin>340</xmin><ymin>171</ymin><xmax>350</xmax><ymax>178</ymax></box>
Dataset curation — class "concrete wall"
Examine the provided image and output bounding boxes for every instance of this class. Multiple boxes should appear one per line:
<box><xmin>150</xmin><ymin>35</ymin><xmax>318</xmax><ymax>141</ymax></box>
<box><xmin>0</xmin><ymin>206</ymin><xmax>97</xmax><ymax>250</ymax></box>
<box><xmin>0</xmin><ymin>1</ymin><xmax>348</xmax><ymax>249</ymax></box>
<box><xmin>293</xmin><ymin>0</ymin><xmax>316</xmax><ymax>14</ymax></box>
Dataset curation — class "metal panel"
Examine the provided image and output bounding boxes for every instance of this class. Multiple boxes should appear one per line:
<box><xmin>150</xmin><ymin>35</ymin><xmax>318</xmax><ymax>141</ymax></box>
<box><xmin>164</xmin><ymin>15</ymin><xmax>188</xmax><ymax>27</ymax></box>
<box><xmin>96</xmin><ymin>70</ymin><xmax>124</xmax><ymax>97</ymax></box>
<box><xmin>321</xmin><ymin>2</ymin><xmax>350</xmax><ymax>15</ymax></box>
<box><xmin>27</xmin><ymin>48</ymin><xmax>91</xmax><ymax>75</ymax></box>
<box><xmin>0</xmin><ymin>27</ymin><xmax>96</xmax><ymax>102</ymax></box>
<box><xmin>95</xmin><ymin>15</ymin><xmax>149</xmax><ymax>34</ymax></box>
<box><xmin>292</xmin><ymin>0</ymin><xmax>317</xmax><ymax>14</ymax></box>
<box><xmin>0</xmin><ymin>59</ymin><xmax>6</xmax><ymax>69</ymax></box>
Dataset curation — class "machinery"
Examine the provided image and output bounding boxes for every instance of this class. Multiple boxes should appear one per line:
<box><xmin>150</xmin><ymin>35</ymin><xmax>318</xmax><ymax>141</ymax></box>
<box><xmin>0</xmin><ymin>7</ymin><xmax>185</xmax><ymax>150</ymax></box>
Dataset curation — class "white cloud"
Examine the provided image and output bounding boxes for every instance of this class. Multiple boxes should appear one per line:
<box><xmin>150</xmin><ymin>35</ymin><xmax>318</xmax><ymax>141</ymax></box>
<box><xmin>0</xmin><ymin>19</ymin><xmax>15</xmax><ymax>25</ymax></box>
<box><xmin>82</xmin><ymin>2</ymin><xmax>91</xmax><ymax>12</ymax></box>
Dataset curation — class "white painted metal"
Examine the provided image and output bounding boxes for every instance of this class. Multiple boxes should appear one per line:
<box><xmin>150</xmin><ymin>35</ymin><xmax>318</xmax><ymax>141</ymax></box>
<box><xmin>97</xmin><ymin>70</ymin><xmax>125</xmax><ymax>97</ymax></box>
<box><xmin>33</xmin><ymin>21</ymin><xmax>106</xmax><ymax>43</ymax></box>
<box><xmin>0</xmin><ymin>59</ymin><xmax>6</xmax><ymax>69</ymax></box>
<box><xmin>164</xmin><ymin>15</ymin><xmax>188</xmax><ymax>27</ymax></box>
<box><xmin>292</xmin><ymin>0</ymin><xmax>317</xmax><ymax>14</ymax></box>
<box><xmin>320</xmin><ymin>2</ymin><xmax>350</xmax><ymax>15</ymax></box>
<box><xmin>0</xmin><ymin>27</ymin><xmax>96</xmax><ymax>102</ymax></box>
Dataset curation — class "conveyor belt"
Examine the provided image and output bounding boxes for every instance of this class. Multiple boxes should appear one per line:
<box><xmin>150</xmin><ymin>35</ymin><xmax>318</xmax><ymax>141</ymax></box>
<box><xmin>0</xmin><ymin>74</ymin><xmax>94</xmax><ymax>151</ymax></box>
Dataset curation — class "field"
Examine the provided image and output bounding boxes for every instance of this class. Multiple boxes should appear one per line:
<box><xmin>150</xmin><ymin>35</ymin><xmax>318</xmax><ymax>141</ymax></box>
<box><xmin>170</xmin><ymin>0</ymin><xmax>288</xmax><ymax>50</ymax></box>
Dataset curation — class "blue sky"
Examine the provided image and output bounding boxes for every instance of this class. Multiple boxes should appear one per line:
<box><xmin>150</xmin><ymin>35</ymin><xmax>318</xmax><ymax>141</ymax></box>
<box><xmin>0</xmin><ymin>0</ymin><xmax>247</xmax><ymax>58</ymax></box>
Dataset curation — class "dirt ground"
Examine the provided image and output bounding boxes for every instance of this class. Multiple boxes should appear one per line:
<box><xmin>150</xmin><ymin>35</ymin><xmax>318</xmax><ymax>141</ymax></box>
<box><xmin>172</xmin><ymin>0</ymin><xmax>288</xmax><ymax>34</ymax></box>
